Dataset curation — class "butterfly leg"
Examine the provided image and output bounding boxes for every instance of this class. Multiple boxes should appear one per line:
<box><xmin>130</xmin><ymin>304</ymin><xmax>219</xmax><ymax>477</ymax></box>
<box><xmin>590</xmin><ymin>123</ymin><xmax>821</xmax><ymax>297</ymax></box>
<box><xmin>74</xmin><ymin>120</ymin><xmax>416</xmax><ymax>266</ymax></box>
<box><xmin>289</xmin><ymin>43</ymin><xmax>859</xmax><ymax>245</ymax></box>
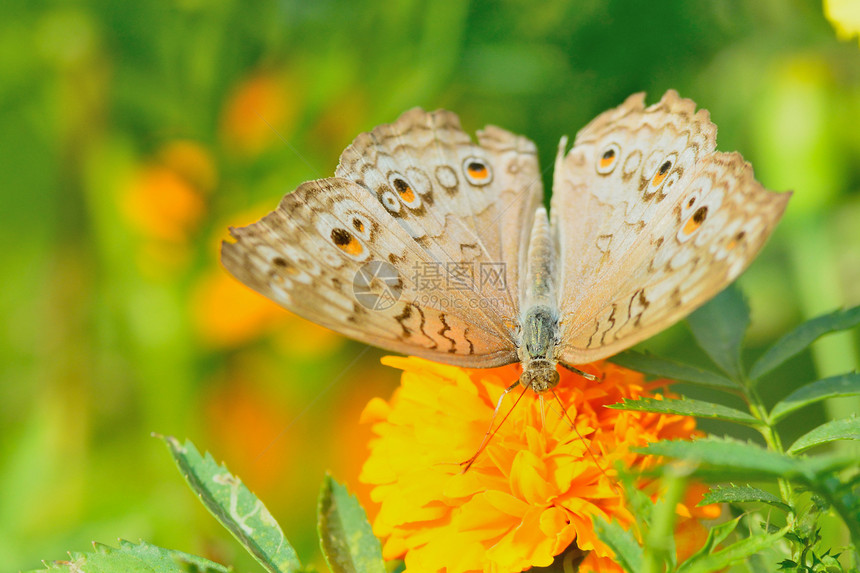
<box><xmin>460</xmin><ymin>380</ymin><xmax>528</xmax><ymax>473</ymax></box>
<box><xmin>558</xmin><ymin>362</ymin><xmax>599</xmax><ymax>381</ymax></box>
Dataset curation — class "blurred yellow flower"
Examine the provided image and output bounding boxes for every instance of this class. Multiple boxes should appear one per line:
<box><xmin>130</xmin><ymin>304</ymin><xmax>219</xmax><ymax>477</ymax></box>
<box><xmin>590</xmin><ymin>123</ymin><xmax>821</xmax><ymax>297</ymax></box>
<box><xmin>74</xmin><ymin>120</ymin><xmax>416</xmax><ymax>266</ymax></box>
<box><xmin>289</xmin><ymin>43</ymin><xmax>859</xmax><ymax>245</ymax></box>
<box><xmin>825</xmin><ymin>0</ymin><xmax>860</xmax><ymax>44</ymax></box>
<box><xmin>360</xmin><ymin>358</ymin><xmax>719</xmax><ymax>573</ymax></box>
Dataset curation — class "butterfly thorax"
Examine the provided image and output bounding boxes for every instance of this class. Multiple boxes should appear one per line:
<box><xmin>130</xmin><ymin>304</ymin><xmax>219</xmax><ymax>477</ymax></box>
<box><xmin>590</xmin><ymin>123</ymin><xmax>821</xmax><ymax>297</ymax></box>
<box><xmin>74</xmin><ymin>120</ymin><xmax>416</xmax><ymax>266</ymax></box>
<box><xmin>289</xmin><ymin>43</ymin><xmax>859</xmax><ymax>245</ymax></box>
<box><xmin>518</xmin><ymin>305</ymin><xmax>561</xmax><ymax>392</ymax></box>
<box><xmin>517</xmin><ymin>207</ymin><xmax>561</xmax><ymax>393</ymax></box>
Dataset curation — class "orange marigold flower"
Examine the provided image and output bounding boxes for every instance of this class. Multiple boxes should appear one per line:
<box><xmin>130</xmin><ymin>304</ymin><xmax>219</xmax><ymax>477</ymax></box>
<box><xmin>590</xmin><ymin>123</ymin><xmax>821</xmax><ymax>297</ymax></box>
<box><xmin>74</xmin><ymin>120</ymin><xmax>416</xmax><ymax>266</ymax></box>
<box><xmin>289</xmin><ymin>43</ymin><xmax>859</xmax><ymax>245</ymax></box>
<box><xmin>359</xmin><ymin>357</ymin><xmax>720</xmax><ymax>573</ymax></box>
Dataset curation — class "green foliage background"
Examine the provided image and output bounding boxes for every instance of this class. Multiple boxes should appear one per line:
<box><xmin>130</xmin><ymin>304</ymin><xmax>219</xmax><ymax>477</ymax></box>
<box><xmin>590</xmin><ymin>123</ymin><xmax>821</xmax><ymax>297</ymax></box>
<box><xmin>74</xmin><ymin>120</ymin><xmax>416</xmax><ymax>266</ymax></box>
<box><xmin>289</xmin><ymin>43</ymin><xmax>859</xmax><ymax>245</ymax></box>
<box><xmin>2</xmin><ymin>0</ymin><xmax>859</xmax><ymax>571</ymax></box>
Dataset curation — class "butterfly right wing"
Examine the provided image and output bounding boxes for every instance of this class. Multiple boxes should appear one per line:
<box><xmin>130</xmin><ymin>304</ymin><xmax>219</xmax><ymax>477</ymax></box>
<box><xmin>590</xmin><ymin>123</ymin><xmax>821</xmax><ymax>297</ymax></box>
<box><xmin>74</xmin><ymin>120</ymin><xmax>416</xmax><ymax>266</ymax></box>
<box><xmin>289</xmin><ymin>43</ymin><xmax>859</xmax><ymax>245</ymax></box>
<box><xmin>551</xmin><ymin>91</ymin><xmax>790</xmax><ymax>364</ymax></box>
<box><xmin>222</xmin><ymin>177</ymin><xmax>519</xmax><ymax>367</ymax></box>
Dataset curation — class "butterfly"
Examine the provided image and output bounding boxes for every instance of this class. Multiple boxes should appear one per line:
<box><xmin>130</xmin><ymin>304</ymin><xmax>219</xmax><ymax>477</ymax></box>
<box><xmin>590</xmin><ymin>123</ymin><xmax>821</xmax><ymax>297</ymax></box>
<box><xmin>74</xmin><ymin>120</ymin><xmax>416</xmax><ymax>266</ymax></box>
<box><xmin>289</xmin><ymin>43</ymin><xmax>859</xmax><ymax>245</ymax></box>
<box><xmin>221</xmin><ymin>90</ymin><xmax>790</xmax><ymax>393</ymax></box>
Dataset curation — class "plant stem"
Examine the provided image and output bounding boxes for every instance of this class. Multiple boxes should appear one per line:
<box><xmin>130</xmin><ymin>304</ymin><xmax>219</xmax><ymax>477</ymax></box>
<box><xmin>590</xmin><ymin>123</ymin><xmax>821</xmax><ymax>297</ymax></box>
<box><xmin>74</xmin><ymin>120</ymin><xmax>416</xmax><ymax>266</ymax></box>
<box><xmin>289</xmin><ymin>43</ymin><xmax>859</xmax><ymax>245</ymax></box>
<box><xmin>744</xmin><ymin>384</ymin><xmax>796</xmax><ymax>512</ymax></box>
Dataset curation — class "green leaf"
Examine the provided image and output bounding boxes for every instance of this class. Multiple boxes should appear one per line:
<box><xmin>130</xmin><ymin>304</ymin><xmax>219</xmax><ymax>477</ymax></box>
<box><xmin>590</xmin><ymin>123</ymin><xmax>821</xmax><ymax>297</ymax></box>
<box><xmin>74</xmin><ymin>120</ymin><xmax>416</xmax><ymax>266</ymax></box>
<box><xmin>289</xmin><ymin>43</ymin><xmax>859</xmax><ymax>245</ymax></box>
<box><xmin>676</xmin><ymin>525</ymin><xmax>789</xmax><ymax>573</ymax></box>
<box><xmin>749</xmin><ymin>305</ymin><xmax>860</xmax><ymax>380</ymax></box>
<box><xmin>317</xmin><ymin>474</ymin><xmax>386</xmax><ymax>573</ymax></box>
<box><xmin>802</xmin><ymin>452</ymin><xmax>860</xmax><ymax>477</ymax></box>
<box><xmin>637</xmin><ymin>437</ymin><xmax>811</xmax><ymax>481</ymax></box>
<box><xmin>593</xmin><ymin>518</ymin><xmax>642</xmax><ymax>573</ymax></box>
<box><xmin>788</xmin><ymin>416</ymin><xmax>860</xmax><ymax>454</ymax></box>
<box><xmin>677</xmin><ymin>517</ymin><xmax>741</xmax><ymax>571</ymax></box>
<box><xmin>29</xmin><ymin>540</ymin><xmax>230</xmax><ymax>573</ymax></box>
<box><xmin>687</xmin><ymin>286</ymin><xmax>749</xmax><ymax>381</ymax></box>
<box><xmin>770</xmin><ymin>372</ymin><xmax>860</xmax><ymax>422</ymax></box>
<box><xmin>700</xmin><ymin>484</ymin><xmax>791</xmax><ymax>512</ymax></box>
<box><xmin>161</xmin><ymin>436</ymin><xmax>304</xmax><ymax>573</ymax></box>
<box><xmin>610</xmin><ymin>351</ymin><xmax>740</xmax><ymax>390</ymax></box>
<box><xmin>609</xmin><ymin>397</ymin><xmax>760</xmax><ymax>426</ymax></box>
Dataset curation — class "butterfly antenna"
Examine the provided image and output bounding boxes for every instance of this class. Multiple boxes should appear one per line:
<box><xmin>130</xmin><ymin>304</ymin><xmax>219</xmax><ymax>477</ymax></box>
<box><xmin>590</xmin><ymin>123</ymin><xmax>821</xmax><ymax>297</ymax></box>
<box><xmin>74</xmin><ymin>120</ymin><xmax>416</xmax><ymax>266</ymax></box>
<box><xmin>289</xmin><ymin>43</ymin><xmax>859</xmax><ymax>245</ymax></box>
<box><xmin>461</xmin><ymin>380</ymin><xmax>529</xmax><ymax>473</ymax></box>
<box><xmin>549</xmin><ymin>388</ymin><xmax>622</xmax><ymax>497</ymax></box>
<box><xmin>559</xmin><ymin>361</ymin><xmax>598</xmax><ymax>381</ymax></box>
<box><xmin>539</xmin><ymin>394</ymin><xmax>546</xmax><ymax>430</ymax></box>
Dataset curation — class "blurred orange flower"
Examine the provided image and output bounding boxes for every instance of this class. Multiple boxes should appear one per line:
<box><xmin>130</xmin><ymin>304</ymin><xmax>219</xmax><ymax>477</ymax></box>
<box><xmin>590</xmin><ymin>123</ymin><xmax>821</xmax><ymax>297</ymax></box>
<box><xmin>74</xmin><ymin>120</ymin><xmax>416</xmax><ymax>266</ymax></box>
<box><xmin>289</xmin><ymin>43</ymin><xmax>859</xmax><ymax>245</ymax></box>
<box><xmin>220</xmin><ymin>71</ymin><xmax>298</xmax><ymax>156</ymax></box>
<box><xmin>192</xmin><ymin>263</ymin><xmax>345</xmax><ymax>355</ymax></box>
<box><xmin>158</xmin><ymin>140</ymin><xmax>218</xmax><ymax>194</ymax></box>
<box><xmin>121</xmin><ymin>140</ymin><xmax>215</xmax><ymax>244</ymax></box>
<box><xmin>204</xmin><ymin>371</ymin><xmax>295</xmax><ymax>495</ymax></box>
<box><xmin>192</xmin><ymin>267</ymin><xmax>288</xmax><ymax>347</ymax></box>
<box><xmin>360</xmin><ymin>357</ymin><xmax>720</xmax><ymax>573</ymax></box>
<box><xmin>122</xmin><ymin>164</ymin><xmax>206</xmax><ymax>244</ymax></box>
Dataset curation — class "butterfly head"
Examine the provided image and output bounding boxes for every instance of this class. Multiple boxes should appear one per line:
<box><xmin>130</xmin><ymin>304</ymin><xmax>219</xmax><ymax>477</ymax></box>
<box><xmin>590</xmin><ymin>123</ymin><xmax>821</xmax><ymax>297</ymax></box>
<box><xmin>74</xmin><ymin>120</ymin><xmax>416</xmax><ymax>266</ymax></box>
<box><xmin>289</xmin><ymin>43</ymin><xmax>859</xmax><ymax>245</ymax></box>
<box><xmin>520</xmin><ymin>360</ymin><xmax>560</xmax><ymax>393</ymax></box>
<box><xmin>518</xmin><ymin>304</ymin><xmax>562</xmax><ymax>393</ymax></box>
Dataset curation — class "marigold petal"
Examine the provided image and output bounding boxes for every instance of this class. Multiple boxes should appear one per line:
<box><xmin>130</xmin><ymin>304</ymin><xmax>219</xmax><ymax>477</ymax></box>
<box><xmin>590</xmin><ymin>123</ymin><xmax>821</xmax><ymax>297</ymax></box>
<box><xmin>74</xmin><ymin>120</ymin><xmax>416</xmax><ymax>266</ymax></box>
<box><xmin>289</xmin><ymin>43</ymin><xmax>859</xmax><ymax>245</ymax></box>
<box><xmin>482</xmin><ymin>489</ymin><xmax>531</xmax><ymax>518</ymax></box>
<box><xmin>457</xmin><ymin>493</ymin><xmax>522</xmax><ymax>534</ymax></box>
<box><xmin>509</xmin><ymin>448</ymin><xmax>554</xmax><ymax>505</ymax></box>
<box><xmin>359</xmin><ymin>396</ymin><xmax>391</xmax><ymax>424</ymax></box>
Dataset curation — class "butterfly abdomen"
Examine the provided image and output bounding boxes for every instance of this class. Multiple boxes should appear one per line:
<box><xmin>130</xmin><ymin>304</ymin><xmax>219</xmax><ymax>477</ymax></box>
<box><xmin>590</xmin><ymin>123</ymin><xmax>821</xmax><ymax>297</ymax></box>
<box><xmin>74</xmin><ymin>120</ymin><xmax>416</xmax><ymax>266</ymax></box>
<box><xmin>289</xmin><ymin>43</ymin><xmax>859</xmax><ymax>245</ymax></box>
<box><xmin>517</xmin><ymin>207</ymin><xmax>562</xmax><ymax>392</ymax></box>
<box><xmin>522</xmin><ymin>207</ymin><xmax>556</xmax><ymax>307</ymax></box>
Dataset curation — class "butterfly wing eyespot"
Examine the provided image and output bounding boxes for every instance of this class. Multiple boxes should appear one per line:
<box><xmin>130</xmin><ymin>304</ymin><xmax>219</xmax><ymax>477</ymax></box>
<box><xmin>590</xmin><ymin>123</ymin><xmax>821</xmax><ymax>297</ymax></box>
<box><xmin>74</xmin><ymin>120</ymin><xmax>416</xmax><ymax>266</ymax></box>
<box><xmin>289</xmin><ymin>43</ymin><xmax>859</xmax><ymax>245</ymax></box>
<box><xmin>388</xmin><ymin>173</ymin><xmax>422</xmax><ymax>208</ymax></box>
<box><xmin>723</xmin><ymin>230</ymin><xmax>747</xmax><ymax>253</ymax></box>
<box><xmin>463</xmin><ymin>156</ymin><xmax>493</xmax><ymax>186</ymax></box>
<box><xmin>404</xmin><ymin>166</ymin><xmax>433</xmax><ymax>200</ymax></box>
<box><xmin>596</xmin><ymin>143</ymin><xmax>621</xmax><ymax>174</ymax></box>
<box><xmin>646</xmin><ymin>153</ymin><xmax>677</xmax><ymax>195</ymax></box>
<box><xmin>379</xmin><ymin>189</ymin><xmax>402</xmax><ymax>213</ymax></box>
<box><xmin>350</xmin><ymin>213</ymin><xmax>373</xmax><ymax>240</ymax></box>
<box><xmin>678</xmin><ymin>205</ymin><xmax>709</xmax><ymax>241</ymax></box>
<box><xmin>330</xmin><ymin>227</ymin><xmax>368</xmax><ymax>259</ymax></box>
<box><xmin>662</xmin><ymin>171</ymin><xmax>681</xmax><ymax>194</ymax></box>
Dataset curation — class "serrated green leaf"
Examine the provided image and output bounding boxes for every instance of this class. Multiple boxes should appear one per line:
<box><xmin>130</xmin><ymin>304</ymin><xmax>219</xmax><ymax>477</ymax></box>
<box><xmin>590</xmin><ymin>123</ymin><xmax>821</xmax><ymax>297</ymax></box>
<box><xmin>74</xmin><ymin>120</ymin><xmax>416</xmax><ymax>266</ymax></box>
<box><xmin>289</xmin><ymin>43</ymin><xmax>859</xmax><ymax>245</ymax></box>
<box><xmin>610</xmin><ymin>351</ymin><xmax>739</xmax><ymax>390</ymax></box>
<box><xmin>674</xmin><ymin>525</ymin><xmax>789</xmax><ymax>573</ymax></box>
<box><xmin>161</xmin><ymin>436</ymin><xmax>304</xmax><ymax>573</ymax></box>
<box><xmin>700</xmin><ymin>485</ymin><xmax>791</xmax><ymax>512</ymax></box>
<box><xmin>609</xmin><ymin>397</ymin><xmax>760</xmax><ymax>426</ymax></box>
<box><xmin>637</xmin><ymin>437</ymin><xmax>811</xmax><ymax>481</ymax></box>
<box><xmin>317</xmin><ymin>474</ymin><xmax>385</xmax><ymax>573</ymax></box>
<box><xmin>30</xmin><ymin>540</ymin><xmax>230</xmax><ymax>573</ymax></box>
<box><xmin>770</xmin><ymin>372</ymin><xmax>860</xmax><ymax>422</ymax></box>
<box><xmin>677</xmin><ymin>517</ymin><xmax>741</xmax><ymax>571</ymax></box>
<box><xmin>788</xmin><ymin>416</ymin><xmax>860</xmax><ymax>454</ymax></box>
<box><xmin>687</xmin><ymin>286</ymin><xmax>749</xmax><ymax>381</ymax></box>
<box><xmin>749</xmin><ymin>305</ymin><xmax>860</xmax><ymax>380</ymax></box>
<box><xmin>593</xmin><ymin>518</ymin><xmax>642</xmax><ymax>573</ymax></box>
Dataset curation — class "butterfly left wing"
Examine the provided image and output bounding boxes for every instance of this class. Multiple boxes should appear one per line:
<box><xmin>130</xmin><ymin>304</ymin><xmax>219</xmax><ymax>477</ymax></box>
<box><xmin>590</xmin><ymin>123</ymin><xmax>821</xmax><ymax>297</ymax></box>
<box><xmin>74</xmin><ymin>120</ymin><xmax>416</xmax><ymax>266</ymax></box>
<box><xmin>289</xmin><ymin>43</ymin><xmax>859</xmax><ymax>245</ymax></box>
<box><xmin>222</xmin><ymin>177</ymin><xmax>519</xmax><ymax>367</ymax></box>
<box><xmin>551</xmin><ymin>90</ymin><xmax>791</xmax><ymax>364</ymax></box>
<box><xmin>336</xmin><ymin>108</ymin><xmax>544</xmax><ymax>322</ymax></box>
